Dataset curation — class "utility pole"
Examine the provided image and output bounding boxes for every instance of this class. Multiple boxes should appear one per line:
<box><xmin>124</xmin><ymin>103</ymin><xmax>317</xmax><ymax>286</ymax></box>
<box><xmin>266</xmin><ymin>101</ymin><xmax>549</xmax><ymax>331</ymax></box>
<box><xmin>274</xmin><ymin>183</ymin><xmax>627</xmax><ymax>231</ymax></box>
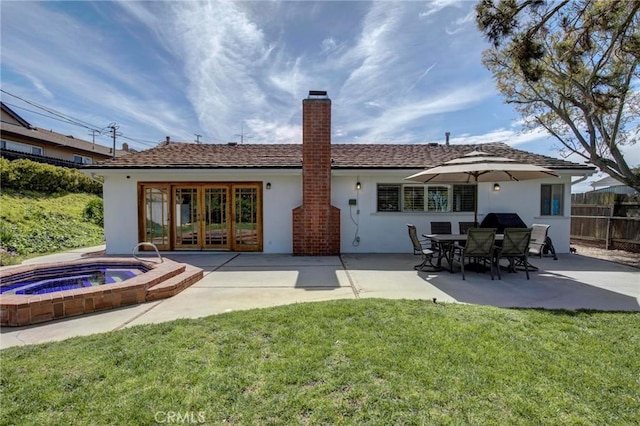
<box><xmin>194</xmin><ymin>134</ymin><xmax>202</xmax><ymax>144</ymax></box>
<box><xmin>88</xmin><ymin>129</ymin><xmax>99</xmax><ymax>149</ymax></box>
<box><xmin>102</xmin><ymin>122</ymin><xmax>120</xmax><ymax>159</ymax></box>
<box><xmin>110</xmin><ymin>125</ymin><xmax>117</xmax><ymax>159</ymax></box>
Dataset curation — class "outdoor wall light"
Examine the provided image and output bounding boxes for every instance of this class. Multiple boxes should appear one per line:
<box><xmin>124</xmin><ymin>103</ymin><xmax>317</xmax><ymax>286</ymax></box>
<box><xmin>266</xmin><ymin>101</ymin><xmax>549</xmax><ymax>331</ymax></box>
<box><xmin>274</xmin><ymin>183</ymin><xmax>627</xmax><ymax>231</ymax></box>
<box><xmin>493</xmin><ymin>183</ymin><xmax>501</xmax><ymax>191</ymax></box>
<box><xmin>266</xmin><ymin>182</ymin><xmax>271</xmax><ymax>190</ymax></box>
<box><xmin>356</xmin><ymin>181</ymin><xmax>362</xmax><ymax>190</ymax></box>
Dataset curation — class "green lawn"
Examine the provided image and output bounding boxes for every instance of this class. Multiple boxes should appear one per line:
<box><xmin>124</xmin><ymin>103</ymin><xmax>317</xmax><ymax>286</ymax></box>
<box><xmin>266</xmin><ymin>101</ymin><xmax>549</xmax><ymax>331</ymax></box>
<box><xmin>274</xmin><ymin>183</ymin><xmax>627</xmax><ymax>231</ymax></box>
<box><xmin>1</xmin><ymin>299</ymin><xmax>638</xmax><ymax>425</ymax></box>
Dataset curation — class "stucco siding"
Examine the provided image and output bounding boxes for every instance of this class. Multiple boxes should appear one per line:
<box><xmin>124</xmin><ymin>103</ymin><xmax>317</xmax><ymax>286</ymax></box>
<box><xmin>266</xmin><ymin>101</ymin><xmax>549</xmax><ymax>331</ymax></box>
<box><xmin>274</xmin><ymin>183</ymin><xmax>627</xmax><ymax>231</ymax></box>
<box><xmin>332</xmin><ymin>172</ymin><xmax>572</xmax><ymax>254</ymax></box>
<box><xmin>102</xmin><ymin>170</ymin><xmax>301</xmax><ymax>254</ymax></box>
<box><xmin>262</xmin><ymin>175</ymin><xmax>301</xmax><ymax>253</ymax></box>
<box><xmin>103</xmin><ymin>174</ymin><xmax>139</xmax><ymax>254</ymax></box>
<box><xmin>101</xmin><ymin>169</ymin><xmax>572</xmax><ymax>255</ymax></box>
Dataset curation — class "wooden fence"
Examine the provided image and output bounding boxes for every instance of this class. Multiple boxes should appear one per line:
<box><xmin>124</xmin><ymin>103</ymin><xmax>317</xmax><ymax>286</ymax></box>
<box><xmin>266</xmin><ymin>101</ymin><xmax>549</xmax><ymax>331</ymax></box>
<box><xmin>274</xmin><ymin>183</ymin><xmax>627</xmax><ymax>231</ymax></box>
<box><xmin>571</xmin><ymin>193</ymin><xmax>640</xmax><ymax>252</ymax></box>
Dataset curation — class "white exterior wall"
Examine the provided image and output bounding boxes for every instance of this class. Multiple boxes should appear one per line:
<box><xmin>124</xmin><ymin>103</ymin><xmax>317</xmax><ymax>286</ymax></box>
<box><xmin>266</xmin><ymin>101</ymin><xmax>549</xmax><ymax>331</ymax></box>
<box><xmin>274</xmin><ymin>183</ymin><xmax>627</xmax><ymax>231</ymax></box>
<box><xmin>102</xmin><ymin>174</ymin><xmax>139</xmax><ymax>255</ymax></box>
<box><xmin>101</xmin><ymin>170</ymin><xmax>301</xmax><ymax>254</ymax></box>
<box><xmin>101</xmin><ymin>169</ymin><xmax>573</xmax><ymax>255</ymax></box>
<box><xmin>332</xmin><ymin>171</ymin><xmax>573</xmax><ymax>254</ymax></box>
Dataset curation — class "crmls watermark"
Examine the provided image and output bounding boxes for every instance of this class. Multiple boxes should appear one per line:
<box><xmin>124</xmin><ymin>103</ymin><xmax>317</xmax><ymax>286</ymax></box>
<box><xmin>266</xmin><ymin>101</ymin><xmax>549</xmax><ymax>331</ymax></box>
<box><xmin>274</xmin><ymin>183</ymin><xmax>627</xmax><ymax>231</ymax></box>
<box><xmin>154</xmin><ymin>411</ymin><xmax>206</xmax><ymax>424</ymax></box>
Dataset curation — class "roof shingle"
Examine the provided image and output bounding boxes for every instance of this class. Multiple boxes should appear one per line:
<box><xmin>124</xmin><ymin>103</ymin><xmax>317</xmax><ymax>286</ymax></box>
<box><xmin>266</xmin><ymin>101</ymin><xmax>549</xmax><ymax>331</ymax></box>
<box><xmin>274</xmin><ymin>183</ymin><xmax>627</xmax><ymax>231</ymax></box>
<box><xmin>86</xmin><ymin>141</ymin><xmax>594</xmax><ymax>171</ymax></box>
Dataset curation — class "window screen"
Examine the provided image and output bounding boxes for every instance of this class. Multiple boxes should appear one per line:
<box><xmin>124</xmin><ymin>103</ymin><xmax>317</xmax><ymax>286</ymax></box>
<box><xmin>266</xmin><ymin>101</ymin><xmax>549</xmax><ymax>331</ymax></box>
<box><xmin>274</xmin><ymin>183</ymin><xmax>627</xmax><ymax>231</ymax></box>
<box><xmin>377</xmin><ymin>183</ymin><xmax>475</xmax><ymax>213</ymax></box>
<box><xmin>452</xmin><ymin>185</ymin><xmax>476</xmax><ymax>212</ymax></box>
<box><xmin>403</xmin><ymin>186</ymin><xmax>425</xmax><ymax>211</ymax></box>
<box><xmin>377</xmin><ymin>184</ymin><xmax>401</xmax><ymax>212</ymax></box>
<box><xmin>427</xmin><ymin>186</ymin><xmax>449</xmax><ymax>212</ymax></box>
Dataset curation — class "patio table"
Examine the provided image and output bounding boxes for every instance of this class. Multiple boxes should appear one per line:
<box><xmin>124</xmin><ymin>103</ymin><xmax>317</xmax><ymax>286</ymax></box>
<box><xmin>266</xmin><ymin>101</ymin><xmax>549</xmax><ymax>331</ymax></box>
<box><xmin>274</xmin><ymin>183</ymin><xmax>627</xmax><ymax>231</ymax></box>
<box><xmin>423</xmin><ymin>233</ymin><xmax>505</xmax><ymax>273</ymax></box>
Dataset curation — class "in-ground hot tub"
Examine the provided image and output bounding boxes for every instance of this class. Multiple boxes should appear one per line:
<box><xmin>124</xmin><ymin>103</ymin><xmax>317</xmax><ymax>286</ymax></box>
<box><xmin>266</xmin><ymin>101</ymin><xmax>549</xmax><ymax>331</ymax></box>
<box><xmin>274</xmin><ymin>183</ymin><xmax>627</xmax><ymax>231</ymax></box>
<box><xmin>0</xmin><ymin>258</ymin><xmax>203</xmax><ymax>327</ymax></box>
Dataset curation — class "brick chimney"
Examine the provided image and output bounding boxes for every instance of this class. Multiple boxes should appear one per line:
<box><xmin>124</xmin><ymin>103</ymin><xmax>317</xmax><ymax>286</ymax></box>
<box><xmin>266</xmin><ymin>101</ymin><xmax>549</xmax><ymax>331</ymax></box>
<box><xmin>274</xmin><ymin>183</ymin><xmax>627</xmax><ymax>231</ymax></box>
<box><xmin>292</xmin><ymin>91</ymin><xmax>341</xmax><ymax>255</ymax></box>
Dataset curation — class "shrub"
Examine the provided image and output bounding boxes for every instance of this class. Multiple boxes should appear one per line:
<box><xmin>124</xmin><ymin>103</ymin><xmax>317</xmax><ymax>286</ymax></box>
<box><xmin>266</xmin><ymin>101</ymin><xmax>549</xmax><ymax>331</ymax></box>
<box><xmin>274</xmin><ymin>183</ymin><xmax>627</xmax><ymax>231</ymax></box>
<box><xmin>0</xmin><ymin>158</ymin><xmax>102</xmax><ymax>195</ymax></box>
<box><xmin>83</xmin><ymin>198</ymin><xmax>104</xmax><ymax>226</ymax></box>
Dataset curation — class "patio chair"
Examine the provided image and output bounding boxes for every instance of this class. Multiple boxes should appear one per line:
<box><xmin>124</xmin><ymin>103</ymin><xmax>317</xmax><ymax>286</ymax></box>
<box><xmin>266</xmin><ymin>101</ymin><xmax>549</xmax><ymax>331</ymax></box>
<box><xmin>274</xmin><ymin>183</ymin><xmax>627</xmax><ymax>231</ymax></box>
<box><xmin>495</xmin><ymin>228</ymin><xmax>532</xmax><ymax>280</ymax></box>
<box><xmin>458</xmin><ymin>221</ymin><xmax>476</xmax><ymax>235</ymax></box>
<box><xmin>452</xmin><ymin>228</ymin><xmax>497</xmax><ymax>280</ymax></box>
<box><xmin>430</xmin><ymin>221</ymin><xmax>452</xmax><ymax>235</ymax></box>
<box><xmin>529</xmin><ymin>224</ymin><xmax>558</xmax><ymax>260</ymax></box>
<box><xmin>407</xmin><ymin>224</ymin><xmax>440</xmax><ymax>271</ymax></box>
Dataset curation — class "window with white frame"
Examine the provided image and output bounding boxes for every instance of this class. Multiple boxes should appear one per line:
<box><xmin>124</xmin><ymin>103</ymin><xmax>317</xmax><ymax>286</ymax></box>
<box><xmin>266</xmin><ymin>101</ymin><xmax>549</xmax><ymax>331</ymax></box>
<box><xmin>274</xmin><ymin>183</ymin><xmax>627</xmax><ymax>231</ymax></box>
<box><xmin>377</xmin><ymin>184</ymin><xmax>475</xmax><ymax>213</ymax></box>
<box><xmin>73</xmin><ymin>155</ymin><xmax>93</xmax><ymax>165</ymax></box>
<box><xmin>1</xmin><ymin>139</ymin><xmax>43</xmax><ymax>155</ymax></box>
<box><xmin>377</xmin><ymin>184</ymin><xmax>401</xmax><ymax>212</ymax></box>
<box><xmin>540</xmin><ymin>183</ymin><xmax>564</xmax><ymax>216</ymax></box>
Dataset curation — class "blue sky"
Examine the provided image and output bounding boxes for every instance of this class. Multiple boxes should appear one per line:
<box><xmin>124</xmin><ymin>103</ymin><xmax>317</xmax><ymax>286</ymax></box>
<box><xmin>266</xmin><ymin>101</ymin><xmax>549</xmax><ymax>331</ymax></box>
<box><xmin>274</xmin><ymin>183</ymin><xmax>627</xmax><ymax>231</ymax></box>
<box><xmin>1</xmin><ymin>1</ymin><xmax>633</xmax><ymax>191</ymax></box>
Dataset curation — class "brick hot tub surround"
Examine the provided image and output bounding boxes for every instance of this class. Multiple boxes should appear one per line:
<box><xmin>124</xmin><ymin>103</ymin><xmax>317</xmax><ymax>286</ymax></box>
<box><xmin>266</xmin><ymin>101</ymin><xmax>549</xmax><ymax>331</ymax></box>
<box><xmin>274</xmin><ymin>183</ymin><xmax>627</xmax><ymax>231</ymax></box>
<box><xmin>0</xmin><ymin>258</ymin><xmax>203</xmax><ymax>327</ymax></box>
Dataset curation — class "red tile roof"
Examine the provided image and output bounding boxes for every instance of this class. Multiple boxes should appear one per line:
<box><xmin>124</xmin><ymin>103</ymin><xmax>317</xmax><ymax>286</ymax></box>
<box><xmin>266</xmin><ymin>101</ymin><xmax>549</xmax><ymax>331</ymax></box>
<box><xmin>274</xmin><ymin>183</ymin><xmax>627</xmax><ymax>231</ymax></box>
<box><xmin>86</xmin><ymin>141</ymin><xmax>594</xmax><ymax>171</ymax></box>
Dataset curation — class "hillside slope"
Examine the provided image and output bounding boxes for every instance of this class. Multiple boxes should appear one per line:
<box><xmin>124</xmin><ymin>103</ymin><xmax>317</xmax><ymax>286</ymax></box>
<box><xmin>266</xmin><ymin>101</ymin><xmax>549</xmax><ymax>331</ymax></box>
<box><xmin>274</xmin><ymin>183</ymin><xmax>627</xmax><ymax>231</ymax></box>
<box><xmin>0</xmin><ymin>191</ymin><xmax>104</xmax><ymax>265</ymax></box>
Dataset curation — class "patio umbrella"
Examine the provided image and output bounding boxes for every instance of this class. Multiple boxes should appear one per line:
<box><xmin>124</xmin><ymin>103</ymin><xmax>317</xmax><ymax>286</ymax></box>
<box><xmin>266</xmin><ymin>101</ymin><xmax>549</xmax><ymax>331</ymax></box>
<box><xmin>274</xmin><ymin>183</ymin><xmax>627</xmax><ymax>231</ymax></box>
<box><xmin>405</xmin><ymin>151</ymin><xmax>559</xmax><ymax>226</ymax></box>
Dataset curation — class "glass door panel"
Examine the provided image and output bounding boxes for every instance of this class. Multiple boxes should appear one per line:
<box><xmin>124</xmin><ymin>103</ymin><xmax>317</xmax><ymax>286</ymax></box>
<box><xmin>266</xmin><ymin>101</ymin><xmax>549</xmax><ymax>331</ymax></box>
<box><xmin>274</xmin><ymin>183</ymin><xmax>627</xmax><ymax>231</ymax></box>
<box><xmin>233</xmin><ymin>186</ymin><xmax>261</xmax><ymax>251</ymax></box>
<box><xmin>142</xmin><ymin>186</ymin><xmax>170</xmax><ymax>250</ymax></box>
<box><xmin>141</xmin><ymin>183</ymin><xmax>262</xmax><ymax>251</ymax></box>
<box><xmin>174</xmin><ymin>187</ymin><xmax>200</xmax><ymax>248</ymax></box>
<box><xmin>203</xmin><ymin>186</ymin><xmax>229</xmax><ymax>249</ymax></box>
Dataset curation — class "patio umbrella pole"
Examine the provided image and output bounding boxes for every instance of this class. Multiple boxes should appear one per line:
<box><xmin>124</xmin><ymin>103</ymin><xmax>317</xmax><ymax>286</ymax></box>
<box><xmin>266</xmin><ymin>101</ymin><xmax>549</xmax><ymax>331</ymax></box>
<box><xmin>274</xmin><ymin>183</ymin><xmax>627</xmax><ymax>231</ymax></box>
<box><xmin>474</xmin><ymin>179</ymin><xmax>478</xmax><ymax>227</ymax></box>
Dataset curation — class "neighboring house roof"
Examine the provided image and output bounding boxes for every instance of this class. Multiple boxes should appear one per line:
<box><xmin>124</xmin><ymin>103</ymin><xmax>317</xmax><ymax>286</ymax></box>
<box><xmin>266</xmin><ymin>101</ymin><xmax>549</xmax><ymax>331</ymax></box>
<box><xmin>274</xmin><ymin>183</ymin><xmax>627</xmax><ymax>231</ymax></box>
<box><xmin>0</xmin><ymin>102</ymin><xmax>31</xmax><ymax>127</ymax></box>
<box><xmin>590</xmin><ymin>176</ymin><xmax>624</xmax><ymax>188</ymax></box>
<box><xmin>0</xmin><ymin>121</ymin><xmax>126</xmax><ymax>158</ymax></box>
<box><xmin>590</xmin><ymin>175</ymin><xmax>638</xmax><ymax>194</ymax></box>
<box><xmin>86</xmin><ymin>141</ymin><xmax>594</xmax><ymax>172</ymax></box>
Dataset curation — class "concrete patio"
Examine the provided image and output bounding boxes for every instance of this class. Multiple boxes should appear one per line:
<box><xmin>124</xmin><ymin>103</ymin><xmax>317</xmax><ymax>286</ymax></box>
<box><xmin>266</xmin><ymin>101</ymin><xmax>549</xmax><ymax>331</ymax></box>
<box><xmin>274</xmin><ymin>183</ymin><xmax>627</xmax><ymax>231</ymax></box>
<box><xmin>1</xmin><ymin>249</ymin><xmax>638</xmax><ymax>349</ymax></box>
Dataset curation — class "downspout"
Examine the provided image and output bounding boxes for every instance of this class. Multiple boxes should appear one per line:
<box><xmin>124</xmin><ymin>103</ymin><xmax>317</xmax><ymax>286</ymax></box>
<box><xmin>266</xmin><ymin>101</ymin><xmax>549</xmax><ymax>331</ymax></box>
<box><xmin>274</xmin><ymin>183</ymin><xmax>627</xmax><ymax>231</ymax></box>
<box><xmin>571</xmin><ymin>175</ymin><xmax>590</xmax><ymax>187</ymax></box>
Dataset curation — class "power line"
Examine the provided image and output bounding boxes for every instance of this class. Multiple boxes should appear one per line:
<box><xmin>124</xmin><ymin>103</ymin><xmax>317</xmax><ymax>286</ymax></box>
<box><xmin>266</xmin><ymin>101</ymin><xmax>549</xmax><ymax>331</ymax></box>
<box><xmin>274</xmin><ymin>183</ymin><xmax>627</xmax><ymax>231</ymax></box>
<box><xmin>119</xmin><ymin>134</ymin><xmax>157</xmax><ymax>148</ymax></box>
<box><xmin>1</xmin><ymin>90</ymin><xmax>159</xmax><ymax>149</ymax></box>
<box><xmin>1</xmin><ymin>89</ymin><xmax>102</xmax><ymax>131</ymax></box>
<box><xmin>2</xmin><ymin>102</ymin><xmax>102</xmax><ymax>132</ymax></box>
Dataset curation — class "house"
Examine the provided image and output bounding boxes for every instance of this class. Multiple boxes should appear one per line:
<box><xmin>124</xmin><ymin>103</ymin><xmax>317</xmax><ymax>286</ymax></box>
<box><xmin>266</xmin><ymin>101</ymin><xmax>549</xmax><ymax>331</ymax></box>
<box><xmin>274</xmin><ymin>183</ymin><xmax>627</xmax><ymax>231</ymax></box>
<box><xmin>86</xmin><ymin>91</ymin><xmax>595</xmax><ymax>255</ymax></box>
<box><xmin>589</xmin><ymin>176</ymin><xmax>639</xmax><ymax>195</ymax></box>
<box><xmin>0</xmin><ymin>102</ymin><xmax>129</xmax><ymax>168</ymax></box>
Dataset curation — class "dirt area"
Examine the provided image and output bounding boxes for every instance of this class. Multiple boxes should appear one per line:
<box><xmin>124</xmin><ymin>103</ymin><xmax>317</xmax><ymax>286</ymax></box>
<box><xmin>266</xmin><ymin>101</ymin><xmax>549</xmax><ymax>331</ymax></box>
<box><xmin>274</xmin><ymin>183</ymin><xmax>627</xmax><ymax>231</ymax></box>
<box><xmin>570</xmin><ymin>243</ymin><xmax>640</xmax><ymax>269</ymax></box>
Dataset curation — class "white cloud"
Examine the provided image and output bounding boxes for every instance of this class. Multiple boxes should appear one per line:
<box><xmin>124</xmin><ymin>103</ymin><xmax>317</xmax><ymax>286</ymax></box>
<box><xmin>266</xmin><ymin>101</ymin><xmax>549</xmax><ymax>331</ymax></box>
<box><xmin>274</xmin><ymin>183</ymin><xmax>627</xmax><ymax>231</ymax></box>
<box><xmin>449</xmin><ymin>126</ymin><xmax>550</xmax><ymax>146</ymax></box>
<box><xmin>0</xmin><ymin>2</ymin><xmax>196</xmax><ymax>147</ymax></box>
<box><xmin>120</xmin><ymin>1</ymin><xmax>310</xmax><ymax>142</ymax></box>
<box><xmin>245</xmin><ymin>118</ymin><xmax>300</xmax><ymax>144</ymax></box>
<box><xmin>320</xmin><ymin>37</ymin><xmax>338</xmax><ymax>54</ymax></box>
<box><xmin>419</xmin><ymin>0</ymin><xmax>462</xmax><ymax>18</ymax></box>
<box><xmin>344</xmin><ymin>82</ymin><xmax>496</xmax><ymax>142</ymax></box>
<box><xmin>446</xmin><ymin>10</ymin><xmax>476</xmax><ymax>35</ymax></box>
<box><xmin>24</xmin><ymin>73</ymin><xmax>53</xmax><ymax>99</ymax></box>
<box><xmin>1</xmin><ymin>1</ymin><xmax>547</xmax><ymax>156</ymax></box>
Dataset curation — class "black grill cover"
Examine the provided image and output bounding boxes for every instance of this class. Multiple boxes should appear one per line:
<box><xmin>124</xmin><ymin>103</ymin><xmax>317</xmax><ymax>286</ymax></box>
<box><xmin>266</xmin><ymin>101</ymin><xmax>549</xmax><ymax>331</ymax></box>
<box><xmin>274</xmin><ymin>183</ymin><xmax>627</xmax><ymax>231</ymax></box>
<box><xmin>479</xmin><ymin>213</ymin><xmax>527</xmax><ymax>233</ymax></box>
